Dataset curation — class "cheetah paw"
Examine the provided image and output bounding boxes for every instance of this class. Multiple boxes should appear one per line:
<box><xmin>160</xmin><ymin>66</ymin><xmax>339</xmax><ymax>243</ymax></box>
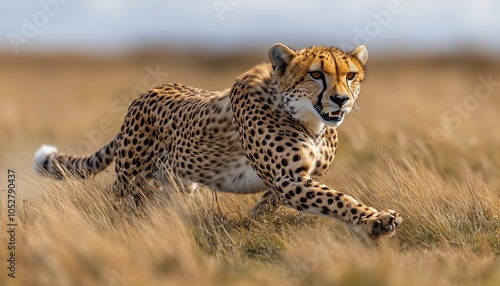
<box><xmin>363</xmin><ymin>209</ymin><xmax>402</xmax><ymax>240</ymax></box>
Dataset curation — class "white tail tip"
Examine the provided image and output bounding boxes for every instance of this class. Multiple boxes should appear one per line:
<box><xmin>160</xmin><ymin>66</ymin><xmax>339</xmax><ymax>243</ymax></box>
<box><xmin>34</xmin><ymin>145</ymin><xmax>58</xmax><ymax>173</ymax></box>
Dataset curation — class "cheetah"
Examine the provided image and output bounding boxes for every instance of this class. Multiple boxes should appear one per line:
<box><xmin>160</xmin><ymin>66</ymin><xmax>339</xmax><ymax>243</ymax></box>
<box><xmin>34</xmin><ymin>43</ymin><xmax>402</xmax><ymax>241</ymax></box>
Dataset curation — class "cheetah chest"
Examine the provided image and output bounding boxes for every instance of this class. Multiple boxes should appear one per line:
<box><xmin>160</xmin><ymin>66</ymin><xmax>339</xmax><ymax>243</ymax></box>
<box><xmin>216</xmin><ymin>156</ymin><xmax>267</xmax><ymax>194</ymax></box>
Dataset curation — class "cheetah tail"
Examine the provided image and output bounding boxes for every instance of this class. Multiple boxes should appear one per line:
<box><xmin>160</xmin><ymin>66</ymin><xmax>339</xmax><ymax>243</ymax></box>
<box><xmin>33</xmin><ymin>137</ymin><xmax>117</xmax><ymax>179</ymax></box>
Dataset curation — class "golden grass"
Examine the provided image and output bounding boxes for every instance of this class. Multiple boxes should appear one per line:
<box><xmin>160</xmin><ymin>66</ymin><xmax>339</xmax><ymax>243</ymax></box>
<box><xmin>2</xmin><ymin>154</ymin><xmax>499</xmax><ymax>286</ymax></box>
<box><xmin>1</xmin><ymin>52</ymin><xmax>500</xmax><ymax>285</ymax></box>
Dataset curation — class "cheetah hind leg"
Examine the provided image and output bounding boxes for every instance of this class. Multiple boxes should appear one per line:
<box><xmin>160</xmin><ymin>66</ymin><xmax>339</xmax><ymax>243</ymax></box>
<box><xmin>109</xmin><ymin>178</ymin><xmax>146</xmax><ymax>212</ymax></box>
<box><xmin>249</xmin><ymin>190</ymin><xmax>279</xmax><ymax>217</ymax></box>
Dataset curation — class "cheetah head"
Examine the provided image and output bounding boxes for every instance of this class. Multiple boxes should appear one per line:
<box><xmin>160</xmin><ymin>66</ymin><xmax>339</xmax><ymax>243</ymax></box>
<box><xmin>269</xmin><ymin>43</ymin><xmax>367</xmax><ymax>128</ymax></box>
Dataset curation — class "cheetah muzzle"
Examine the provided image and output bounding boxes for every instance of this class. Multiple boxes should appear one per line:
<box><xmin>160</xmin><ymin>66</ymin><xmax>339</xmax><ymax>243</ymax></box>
<box><xmin>315</xmin><ymin>105</ymin><xmax>345</xmax><ymax>124</ymax></box>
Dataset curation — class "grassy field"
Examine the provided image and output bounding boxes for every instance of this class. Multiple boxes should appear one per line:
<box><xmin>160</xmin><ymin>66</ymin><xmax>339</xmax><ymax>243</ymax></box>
<box><xmin>1</xmin><ymin>50</ymin><xmax>500</xmax><ymax>285</ymax></box>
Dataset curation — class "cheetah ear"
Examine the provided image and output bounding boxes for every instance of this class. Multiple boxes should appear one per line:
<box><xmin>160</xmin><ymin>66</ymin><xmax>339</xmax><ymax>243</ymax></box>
<box><xmin>351</xmin><ymin>45</ymin><xmax>368</xmax><ymax>66</ymax></box>
<box><xmin>269</xmin><ymin>43</ymin><xmax>296</xmax><ymax>75</ymax></box>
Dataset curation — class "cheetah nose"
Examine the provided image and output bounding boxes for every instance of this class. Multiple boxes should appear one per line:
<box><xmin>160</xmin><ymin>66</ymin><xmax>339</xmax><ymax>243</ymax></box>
<box><xmin>330</xmin><ymin>95</ymin><xmax>349</xmax><ymax>107</ymax></box>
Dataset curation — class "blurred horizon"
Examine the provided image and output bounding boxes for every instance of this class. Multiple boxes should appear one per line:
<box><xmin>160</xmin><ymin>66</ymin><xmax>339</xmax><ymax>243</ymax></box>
<box><xmin>1</xmin><ymin>0</ymin><xmax>499</xmax><ymax>57</ymax></box>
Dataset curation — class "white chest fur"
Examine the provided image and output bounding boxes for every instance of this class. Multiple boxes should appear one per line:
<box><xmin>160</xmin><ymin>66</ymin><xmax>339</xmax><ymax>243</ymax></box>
<box><xmin>220</xmin><ymin>156</ymin><xmax>267</xmax><ymax>194</ymax></box>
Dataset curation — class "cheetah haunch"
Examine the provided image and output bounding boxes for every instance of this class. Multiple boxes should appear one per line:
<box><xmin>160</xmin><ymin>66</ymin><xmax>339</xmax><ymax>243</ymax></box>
<box><xmin>34</xmin><ymin>44</ymin><xmax>402</xmax><ymax>241</ymax></box>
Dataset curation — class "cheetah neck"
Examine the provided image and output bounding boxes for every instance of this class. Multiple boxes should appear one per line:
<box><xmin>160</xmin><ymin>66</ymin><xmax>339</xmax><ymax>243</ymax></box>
<box><xmin>269</xmin><ymin>75</ymin><xmax>326</xmax><ymax>139</ymax></box>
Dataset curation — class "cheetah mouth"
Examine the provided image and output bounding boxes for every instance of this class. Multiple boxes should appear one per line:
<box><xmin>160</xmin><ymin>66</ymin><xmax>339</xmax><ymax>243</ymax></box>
<box><xmin>315</xmin><ymin>105</ymin><xmax>345</xmax><ymax>123</ymax></box>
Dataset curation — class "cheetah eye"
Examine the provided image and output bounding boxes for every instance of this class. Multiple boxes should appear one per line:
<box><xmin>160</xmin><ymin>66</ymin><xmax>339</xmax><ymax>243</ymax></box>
<box><xmin>309</xmin><ymin>71</ymin><xmax>324</xmax><ymax>80</ymax></box>
<box><xmin>346</xmin><ymin>72</ymin><xmax>357</xmax><ymax>81</ymax></box>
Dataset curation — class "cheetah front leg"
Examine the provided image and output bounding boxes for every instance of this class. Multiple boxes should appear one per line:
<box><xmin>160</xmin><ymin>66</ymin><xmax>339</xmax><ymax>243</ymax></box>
<box><xmin>275</xmin><ymin>176</ymin><xmax>402</xmax><ymax>241</ymax></box>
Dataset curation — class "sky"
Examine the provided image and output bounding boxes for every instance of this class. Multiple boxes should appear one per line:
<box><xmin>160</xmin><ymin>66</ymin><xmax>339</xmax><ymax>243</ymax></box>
<box><xmin>1</xmin><ymin>0</ymin><xmax>499</xmax><ymax>56</ymax></box>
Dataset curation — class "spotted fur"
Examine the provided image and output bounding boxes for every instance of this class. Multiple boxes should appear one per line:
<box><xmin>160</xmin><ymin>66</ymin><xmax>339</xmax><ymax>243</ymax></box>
<box><xmin>34</xmin><ymin>44</ymin><xmax>402</xmax><ymax>241</ymax></box>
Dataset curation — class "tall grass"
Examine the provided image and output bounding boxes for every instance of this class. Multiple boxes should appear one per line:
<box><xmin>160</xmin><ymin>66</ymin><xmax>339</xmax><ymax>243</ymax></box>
<box><xmin>1</xmin><ymin>151</ymin><xmax>499</xmax><ymax>285</ymax></box>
